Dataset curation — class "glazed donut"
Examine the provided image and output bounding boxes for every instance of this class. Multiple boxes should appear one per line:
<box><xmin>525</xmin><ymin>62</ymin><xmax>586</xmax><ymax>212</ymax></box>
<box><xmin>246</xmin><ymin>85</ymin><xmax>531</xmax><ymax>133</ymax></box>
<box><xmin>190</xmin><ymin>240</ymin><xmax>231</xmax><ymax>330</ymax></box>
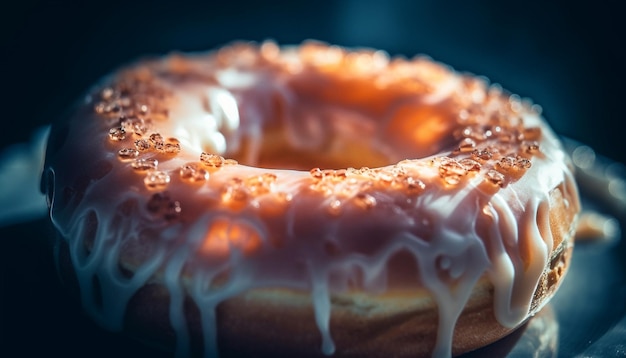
<box><xmin>42</xmin><ymin>41</ymin><xmax>580</xmax><ymax>357</ymax></box>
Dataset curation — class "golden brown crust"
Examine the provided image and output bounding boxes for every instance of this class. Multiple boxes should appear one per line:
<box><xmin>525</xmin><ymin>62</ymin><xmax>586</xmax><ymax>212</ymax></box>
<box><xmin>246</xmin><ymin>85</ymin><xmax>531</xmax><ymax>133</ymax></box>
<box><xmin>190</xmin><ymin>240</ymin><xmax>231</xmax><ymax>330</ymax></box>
<box><xmin>54</xmin><ymin>184</ymin><xmax>574</xmax><ymax>357</ymax></box>
<box><xmin>55</xmin><ymin>240</ymin><xmax>571</xmax><ymax>358</ymax></box>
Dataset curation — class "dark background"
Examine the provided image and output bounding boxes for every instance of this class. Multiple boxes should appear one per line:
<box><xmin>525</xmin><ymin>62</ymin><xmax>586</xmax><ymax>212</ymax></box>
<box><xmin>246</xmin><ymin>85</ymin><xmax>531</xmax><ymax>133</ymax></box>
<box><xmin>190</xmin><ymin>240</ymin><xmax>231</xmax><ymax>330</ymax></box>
<box><xmin>1</xmin><ymin>1</ymin><xmax>624</xmax><ymax>357</ymax></box>
<box><xmin>2</xmin><ymin>0</ymin><xmax>624</xmax><ymax>163</ymax></box>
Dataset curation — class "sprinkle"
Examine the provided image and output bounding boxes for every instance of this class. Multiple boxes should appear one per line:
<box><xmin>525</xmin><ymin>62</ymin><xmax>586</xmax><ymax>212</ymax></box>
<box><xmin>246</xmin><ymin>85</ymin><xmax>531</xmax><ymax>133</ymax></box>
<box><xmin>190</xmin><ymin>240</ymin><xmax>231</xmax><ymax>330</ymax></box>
<box><xmin>310</xmin><ymin>168</ymin><xmax>324</xmax><ymax>180</ymax></box>
<box><xmin>456</xmin><ymin>138</ymin><xmax>476</xmax><ymax>153</ymax></box>
<box><xmin>459</xmin><ymin>158</ymin><xmax>482</xmax><ymax>172</ymax></box>
<box><xmin>471</xmin><ymin>149</ymin><xmax>492</xmax><ymax>161</ymax></box>
<box><xmin>521</xmin><ymin>140</ymin><xmax>540</xmax><ymax>154</ymax></box>
<box><xmin>149</xmin><ymin>133</ymin><xmax>164</xmax><ymax>146</ymax></box>
<box><xmin>438</xmin><ymin>158</ymin><xmax>467</xmax><ymax>185</ymax></box>
<box><xmin>515</xmin><ymin>156</ymin><xmax>532</xmax><ymax>169</ymax></box>
<box><xmin>179</xmin><ymin>162</ymin><xmax>209</xmax><ymax>182</ymax></box>
<box><xmin>485</xmin><ymin>169</ymin><xmax>505</xmax><ymax>187</ymax></box>
<box><xmin>201</xmin><ymin>153</ymin><xmax>225</xmax><ymax>167</ymax></box>
<box><xmin>118</xmin><ymin>148</ymin><xmax>139</xmax><ymax>160</ymax></box>
<box><xmin>159</xmin><ymin>141</ymin><xmax>181</xmax><ymax>155</ymax></box>
<box><xmin>132</xmin><ymin>158</ymin><xmax>158</xmax><ymax>171</ymax></box>
<box><xmin>144</xmin><ymin>170</ymin><xmax>170</xmax><ymax>190</ymax></box>
<box><xmin>404</xmin><ymin>176</ymin><xmax>426</xmax><ymax>193</ymax></box>
<box><xmin>121</xmin><ymin>117</ymin><xmax>150</xmax><ymax>137</ymax></box>
<box><xmin>496</xmin><ymin>156</ymin><xmax>515</xmax><ymax>171</ymax></box>
<box><xmin>134</xmin><ymin>139</ymin><xmax>151</xmax><ymax>151</ymax></box>
<box><xmin>108</xmin><ymin>127</ymin><xmax>126</xmax><ymax>141</ymax></box>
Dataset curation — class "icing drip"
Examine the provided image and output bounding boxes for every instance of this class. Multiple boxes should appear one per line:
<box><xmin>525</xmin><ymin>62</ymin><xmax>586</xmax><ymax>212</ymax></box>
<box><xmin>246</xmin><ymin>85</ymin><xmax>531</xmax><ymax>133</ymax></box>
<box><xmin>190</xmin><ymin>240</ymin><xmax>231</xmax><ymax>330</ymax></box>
<box><xmin>62</xmin><ymin>208</ymin><xmax>165</xmax><ymax>332</ymax></box>
<box><xmin>408</xmin><ymin>184</ymin><xmax>491</xmax><ymax>357</ymax></box>
<box><xmin>310</xmin><ymin>266</ymin><xmax>335</xmax><ymax>356</ymax></box>
<box><xmin>165</xmin><ymin>246</ymin><xmax>192</xmax><ymax>357</ymax></box>
<box><xmin>43</xmin><ymin>42</ymin><xmax>580</xmax><ymax>358</ymax></box>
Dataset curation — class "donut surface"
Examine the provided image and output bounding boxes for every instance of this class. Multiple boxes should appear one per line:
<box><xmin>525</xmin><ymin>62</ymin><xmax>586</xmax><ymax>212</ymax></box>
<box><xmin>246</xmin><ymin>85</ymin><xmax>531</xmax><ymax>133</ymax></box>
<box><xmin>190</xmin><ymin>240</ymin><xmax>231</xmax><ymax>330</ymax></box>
<box><xmin>42</xmin><ymin>41</ymin><xmax>580</xmax><ymax>357</ymax></box>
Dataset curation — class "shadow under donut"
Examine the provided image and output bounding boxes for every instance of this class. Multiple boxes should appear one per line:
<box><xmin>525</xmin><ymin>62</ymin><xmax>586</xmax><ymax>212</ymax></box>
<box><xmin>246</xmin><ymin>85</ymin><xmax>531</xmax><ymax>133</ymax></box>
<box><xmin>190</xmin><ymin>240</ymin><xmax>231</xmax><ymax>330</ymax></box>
<box><xmin>462</xmin><ymin>305</ymin><xmax>558</xmax><ymax>358</ymax></box>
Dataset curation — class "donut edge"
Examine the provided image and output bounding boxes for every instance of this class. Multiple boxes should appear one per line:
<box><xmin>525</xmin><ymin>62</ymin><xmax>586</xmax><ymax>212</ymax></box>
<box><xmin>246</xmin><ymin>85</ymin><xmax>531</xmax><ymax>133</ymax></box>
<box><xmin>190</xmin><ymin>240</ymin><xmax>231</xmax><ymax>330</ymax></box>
<box><xmin>52</xmin><ymin>184</ymin><xmax>576</xmax><ymax>358</ymax></box>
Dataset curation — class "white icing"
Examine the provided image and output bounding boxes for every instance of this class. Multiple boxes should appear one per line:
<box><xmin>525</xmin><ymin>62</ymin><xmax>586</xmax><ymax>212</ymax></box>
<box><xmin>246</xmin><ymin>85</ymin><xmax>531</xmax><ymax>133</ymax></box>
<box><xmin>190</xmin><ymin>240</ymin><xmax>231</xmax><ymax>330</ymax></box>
<box><xmin>44</xmin><ymin>47</ymin><xmax>580</xmax><ymax>358</ymax></box>
<box><xmin>310</xmin><ymin>265</ymin><xmax>335</xmax><ymax>355</ymax></box>
<box><xmin>216</xmin><ymin>68</ymin><xmax>257</xmax><ymax>89</ymax></box>
<box><xmin>170</xmin><ymin>87</ymin><xmax>240</xmax><ymax>155</ymax></box>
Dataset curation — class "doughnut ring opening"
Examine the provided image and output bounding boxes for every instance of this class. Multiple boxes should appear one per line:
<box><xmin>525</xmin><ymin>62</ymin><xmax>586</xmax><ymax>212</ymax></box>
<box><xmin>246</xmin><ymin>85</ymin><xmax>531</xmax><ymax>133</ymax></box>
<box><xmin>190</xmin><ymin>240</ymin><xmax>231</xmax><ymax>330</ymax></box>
<box><xmin>42</xmin><ymin>41</ymin><xmax>580</xmax><ymax>357</ymax></box>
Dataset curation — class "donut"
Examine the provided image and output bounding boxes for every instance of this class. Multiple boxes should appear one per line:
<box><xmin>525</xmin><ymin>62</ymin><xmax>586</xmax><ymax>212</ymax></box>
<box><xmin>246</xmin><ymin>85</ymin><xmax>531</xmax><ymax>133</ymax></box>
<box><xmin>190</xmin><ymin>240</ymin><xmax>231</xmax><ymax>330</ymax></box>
<box><xmin>41</xmin><ymin>41</ymin><xmax>580</xmax><ymax>357</ymax></box>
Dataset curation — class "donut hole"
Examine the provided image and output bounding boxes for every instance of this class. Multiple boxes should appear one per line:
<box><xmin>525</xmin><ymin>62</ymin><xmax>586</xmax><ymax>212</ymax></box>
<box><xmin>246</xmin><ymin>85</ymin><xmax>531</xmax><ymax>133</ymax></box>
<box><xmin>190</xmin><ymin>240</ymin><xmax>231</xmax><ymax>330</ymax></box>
<box><xmin>225</xmin><ymin>105</ymin><xmax>398</xmax><ymax>171</ymax></box>
<box><xmin>234</xmin><ymin>128</ymin><xmax>395</xmax><ymax>171</ymax></box>
<box><xmin>238</xmin><ymin>90</ymin><xmax>457</xmax><ymax>171</ymax></box>
<box><xmin>182</xmin><ymin>70</ymin><xmax>457</xmax><ymax>171</ymax></box>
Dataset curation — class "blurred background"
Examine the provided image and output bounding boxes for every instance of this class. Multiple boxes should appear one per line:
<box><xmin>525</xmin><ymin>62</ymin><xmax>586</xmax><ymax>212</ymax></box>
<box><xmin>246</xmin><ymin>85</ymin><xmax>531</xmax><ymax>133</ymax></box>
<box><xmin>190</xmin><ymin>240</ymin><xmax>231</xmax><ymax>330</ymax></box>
<box><xmin>1</xmin><ymin>0</ymin><xmax>624</xmax><ymax>357</ymax></box>
<box><xmin>2</xmin><ymin>0</ymin><xmax>624</xmax><ymax>163</ymax></box>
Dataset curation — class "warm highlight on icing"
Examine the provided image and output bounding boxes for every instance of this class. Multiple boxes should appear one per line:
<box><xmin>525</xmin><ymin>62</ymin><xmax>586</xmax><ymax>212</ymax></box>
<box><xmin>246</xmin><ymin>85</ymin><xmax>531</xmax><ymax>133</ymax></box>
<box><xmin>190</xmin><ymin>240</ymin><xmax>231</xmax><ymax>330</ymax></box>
<box><xmin>42</xmin><ymin>41</ymin><xmax>580</xmax><ymax>357</ymax></box>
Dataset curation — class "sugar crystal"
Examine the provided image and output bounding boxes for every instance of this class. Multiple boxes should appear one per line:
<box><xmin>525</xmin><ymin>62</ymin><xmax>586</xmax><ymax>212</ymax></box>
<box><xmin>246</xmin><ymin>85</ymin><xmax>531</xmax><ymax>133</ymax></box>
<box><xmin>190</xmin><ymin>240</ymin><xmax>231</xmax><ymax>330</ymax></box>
<box><xmin>144</xmin><ymin>170</ymin><xmax>170</xmax><ymax>190</ymax></box>
<box><xmin>134</xmin><ymin>139</ymin><xmax>151</xmax><ymax>151</ymax></box>
<box><xmin>486</xmin><ymin>170</ymin><xmax>505</xmax><ymax>187</ymax></box>
<box><xmin>149</xmin><ymin>133</ymin><xmax>164</xmax><ymax>146</ymax></box>
<box><xmin>132</xmin><ymin>158</ymin><xmax>158</xmax><ymax>171</ymax></box>
<box><xmin>118</xmin><ymin>148</ymin><xmax>139</xmax><ymax>160</ymax></box>
<box><xmin>471</xmin><ymin>149</ymin><xmax>492</xmax><ymax>161</ymax></box>
<box><xmin>108</xmin><ymin>127</ymin><xmax>126</xmax><ymax>141</ymax></box>
<box><xmin>310</xmin><ymin>168</ymin><xmax>324</xmax><ymax>180</ymax></box>
<box><xmin>457</xmin><ymin>138</ymin><xmax>476</xmax><ymax>153</ymax></box>
<box><xmin>521</xmin><ymin>140</ymin><xmax>540</xmax><ymax>154</ymax></box>
<box><xmin>201</xmin><ymin>153</ymin><xmax>225</xmax><ymax>167</ymax></box>
<box><xmin>179</xmin><ymin>162</ymin><xmax>209</xmax><ymax>182</ymax></box>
